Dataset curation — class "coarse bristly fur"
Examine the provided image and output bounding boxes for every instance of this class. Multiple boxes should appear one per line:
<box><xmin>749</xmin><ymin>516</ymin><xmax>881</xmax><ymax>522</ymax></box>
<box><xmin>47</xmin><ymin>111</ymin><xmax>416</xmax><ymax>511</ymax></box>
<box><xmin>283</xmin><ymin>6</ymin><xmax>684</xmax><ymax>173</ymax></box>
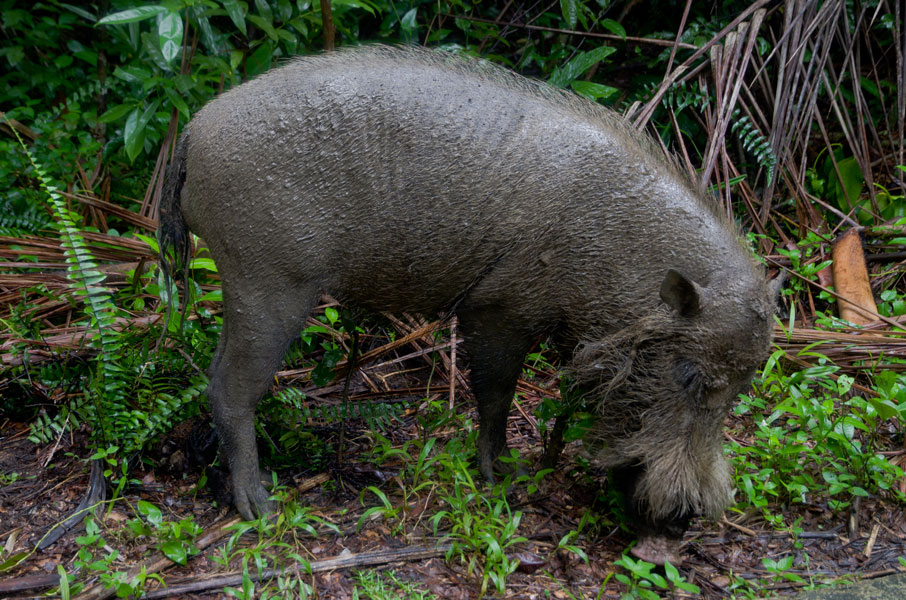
<box><xmin>570</xmin><ymin>284</ymin><xmax>776</xmax><ymax>522</ymax></box>
<box><xmin>286</xmin><ymin>45</ymin><xmax>713</xmax><ymax>215</ymax></box>
<box><xmin>158</xmin><ymin>43</ymin><xmax>778</xmax><ymax>532</ymax></box>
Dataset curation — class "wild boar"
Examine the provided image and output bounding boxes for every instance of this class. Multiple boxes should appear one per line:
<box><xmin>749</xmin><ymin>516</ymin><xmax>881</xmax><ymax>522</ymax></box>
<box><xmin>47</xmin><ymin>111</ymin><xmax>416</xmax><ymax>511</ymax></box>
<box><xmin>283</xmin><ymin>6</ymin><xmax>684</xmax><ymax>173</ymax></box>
<box><xmin>158</xmin><ymin>45</ymin><xmax>776</xmax><ymax>564</ymax></box>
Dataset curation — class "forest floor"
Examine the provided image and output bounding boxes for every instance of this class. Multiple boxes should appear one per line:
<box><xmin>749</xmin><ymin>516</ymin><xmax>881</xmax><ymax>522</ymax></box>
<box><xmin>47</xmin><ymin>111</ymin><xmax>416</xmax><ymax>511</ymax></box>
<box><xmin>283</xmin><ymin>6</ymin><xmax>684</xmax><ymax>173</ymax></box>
<box><xmin>2</xmin><ymin>336</ymin><xmax>905</xmax><ymax>600</ymax></box>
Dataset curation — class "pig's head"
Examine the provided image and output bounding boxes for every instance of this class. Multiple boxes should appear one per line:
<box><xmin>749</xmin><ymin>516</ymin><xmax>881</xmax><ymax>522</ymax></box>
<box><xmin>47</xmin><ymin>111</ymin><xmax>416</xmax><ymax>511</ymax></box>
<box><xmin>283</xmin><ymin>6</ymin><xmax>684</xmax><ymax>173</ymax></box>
<box><xmin>571</xmin><ymin>268</ymin><xmax>776</xmax><ymax>532</ymax></box>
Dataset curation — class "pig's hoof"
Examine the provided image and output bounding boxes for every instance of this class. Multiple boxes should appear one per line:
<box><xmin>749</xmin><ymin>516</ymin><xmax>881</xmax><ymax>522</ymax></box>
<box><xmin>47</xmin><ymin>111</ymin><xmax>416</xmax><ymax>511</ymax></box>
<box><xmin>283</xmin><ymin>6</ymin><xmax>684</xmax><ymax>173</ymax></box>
<box><xmin>478</xmin><ymin>458</ymin><xmax>497</xmax><ymax>485</ymax></box>
<box><xmin>234</xmin><ymin>483</ymin><xmax>276</xmax><ymax>521</ymax></box>
<box><xmin>630</xmin><ymin>535</ymin><xmax>683</xmax><ymax>566</ymax></box>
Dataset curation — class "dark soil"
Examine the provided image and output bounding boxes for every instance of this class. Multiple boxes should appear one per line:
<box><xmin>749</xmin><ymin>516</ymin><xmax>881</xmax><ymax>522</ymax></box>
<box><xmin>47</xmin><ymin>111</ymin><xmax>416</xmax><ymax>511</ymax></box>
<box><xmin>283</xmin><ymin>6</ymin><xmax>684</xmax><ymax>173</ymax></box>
<box><xmin>2</xmin><ymin>379</ymin><xmax>905</xmax><ymax>599</ymax></box>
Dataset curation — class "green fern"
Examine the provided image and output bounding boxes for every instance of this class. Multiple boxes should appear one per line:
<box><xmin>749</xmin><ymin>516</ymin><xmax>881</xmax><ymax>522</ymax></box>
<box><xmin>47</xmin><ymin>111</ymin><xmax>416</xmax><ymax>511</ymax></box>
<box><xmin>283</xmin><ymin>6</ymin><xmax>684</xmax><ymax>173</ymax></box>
<box><xmin>48</xmin><ymin>79</ymin><xmax>107</xmax><ymax>119</ymax></box>
<box><xmin>8</xmin><ymin>120</ymin><xmax>125</xmax><ymax>440</ymax></box>
<box><xmin>275</xmin><ymin>387</ymin><xmax>404</xmax><ymax>433</ymax></box>
<box><xmin>0</xmin><ymin>198</ymin><xmax>54</xmax><ymax>233</ymax></box>
<box><xmin>7</xmin><ymin>115</ymin><xmax>204</xmax><ymax>456</ymax></box>
<box><xmin>661</xmin><ymin>80</ymin><xmax>710</xmax><ymax>112</ymax></box>
<box><xmin>730</xmin><ymin>112</ymin><xmax>776</xmax><ymax>185</ymax></box>
<box><xmin>648</xmin><ymin>82</ymin><xmax>777</xmax><ymax>185</ymax></box>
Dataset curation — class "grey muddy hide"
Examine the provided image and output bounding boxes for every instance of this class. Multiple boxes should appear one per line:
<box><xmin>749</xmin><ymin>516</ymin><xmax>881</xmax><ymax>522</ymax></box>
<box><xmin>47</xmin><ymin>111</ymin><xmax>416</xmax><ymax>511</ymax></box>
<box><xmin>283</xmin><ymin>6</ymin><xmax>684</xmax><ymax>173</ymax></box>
<box><xmin>158</xmin><ymin>45</ymin><xmax>776</xmax><ymax>566</ymax></box>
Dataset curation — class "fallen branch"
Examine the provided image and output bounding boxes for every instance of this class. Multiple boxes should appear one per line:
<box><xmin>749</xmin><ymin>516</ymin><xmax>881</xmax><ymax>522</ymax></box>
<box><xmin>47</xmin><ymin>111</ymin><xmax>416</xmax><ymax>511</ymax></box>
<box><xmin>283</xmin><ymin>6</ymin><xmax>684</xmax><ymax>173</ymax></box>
<box><xmin>76</xmin><ymin>473</ymin><xmax>331</xmax><ymax>600</ymax></box>
<box><xmin>0</xmin><ymin>571</ymin><xmax>69</xmax><ymax>595</ymax></box>
<box><xmin>140</xmin><ymin>543</ymin><xmax>452</xmax><ymax>599</ymax></box>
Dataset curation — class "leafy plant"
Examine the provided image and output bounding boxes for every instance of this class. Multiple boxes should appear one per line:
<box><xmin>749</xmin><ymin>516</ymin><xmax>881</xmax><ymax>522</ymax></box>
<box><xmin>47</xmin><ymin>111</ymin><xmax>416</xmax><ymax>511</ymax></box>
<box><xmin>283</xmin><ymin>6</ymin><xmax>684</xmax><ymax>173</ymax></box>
<box><xmin>430</xmin><ymin>451</ymin><xmax>528</xmax><ymax>596</ymax></box>
<box><xmin>353</xmin><ymin>569</ymin><xmax>436</xmax><ymax>600</ymax></box>
<box><xmin>213</xmin><ymin>492</ymin><xmax>333</xmax><ymax>598</ymax></box>
<box><xmin>775</xmin><ymin>231</ymin><xmax>834</xmax><ymax>303</ymax></box>
<box><xmin>131</xmin><ymin>500</ymin><xmax>202</xmax><ymax>566</ymax></box>
<box><xmin>733</xmin><ymin>347</ymin><xmax>906</xmax><ymax>521</ymax></box>
<box><xmin>730</xmin><ymin>111</ymin><xmax>777</xmax><ymax>185</ymax></box>
<box><xmin>806</xmin><ymin>146</ymin><xmax>872</xmax><ymax>223</ymax></box>
<box><xmin>69</xmin><ymin>515</ymin><xmax>167</xmax><ymax>598</ymax></box>
<box><xmin>612</xmin><ymin>554</ymin><xmax>700</xmax><ymax>599</ymax></box>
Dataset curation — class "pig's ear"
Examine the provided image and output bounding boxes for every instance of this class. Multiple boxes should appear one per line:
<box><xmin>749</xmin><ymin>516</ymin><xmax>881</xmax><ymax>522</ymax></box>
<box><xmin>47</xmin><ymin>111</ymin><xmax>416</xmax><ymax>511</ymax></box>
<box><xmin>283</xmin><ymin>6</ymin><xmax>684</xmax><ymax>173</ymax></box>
<box><xmin>660</xmin><ymin>269</ymin><xmax>705</xmax><ymax>317</ymax></box>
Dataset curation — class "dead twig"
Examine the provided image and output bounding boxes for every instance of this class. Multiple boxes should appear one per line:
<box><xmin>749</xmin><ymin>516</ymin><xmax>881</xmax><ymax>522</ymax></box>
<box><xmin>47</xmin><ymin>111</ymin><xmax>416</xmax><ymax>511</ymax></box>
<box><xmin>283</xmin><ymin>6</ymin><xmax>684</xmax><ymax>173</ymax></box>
<box><xmin>139</xmin><ymin>543</ymin><xmax>453</xmax><ymax>599</ymax></box>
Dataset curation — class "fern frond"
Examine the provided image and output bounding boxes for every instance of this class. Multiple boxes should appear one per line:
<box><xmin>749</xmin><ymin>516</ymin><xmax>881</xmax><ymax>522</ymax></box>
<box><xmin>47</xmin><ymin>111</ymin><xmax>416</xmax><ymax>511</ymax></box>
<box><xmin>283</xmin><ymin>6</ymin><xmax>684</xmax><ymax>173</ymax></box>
<box><xmin>730</xmin><ymin>112</ymin><xmax>776</xmax><ymax>185</ymax></box>
<box><xmin>6</xmin><ymin>114</ymin><xmax>151</xmax><ymax>454</ymax></box>
<box><xmin>651</xmin><ymin>84</ymin><xmax>777</xmax><ymax>186</ymax></box>
<box><xmin>274</xmin><ymin>387</ymin><xmax>404</xmax><ymax>432</ymax></box>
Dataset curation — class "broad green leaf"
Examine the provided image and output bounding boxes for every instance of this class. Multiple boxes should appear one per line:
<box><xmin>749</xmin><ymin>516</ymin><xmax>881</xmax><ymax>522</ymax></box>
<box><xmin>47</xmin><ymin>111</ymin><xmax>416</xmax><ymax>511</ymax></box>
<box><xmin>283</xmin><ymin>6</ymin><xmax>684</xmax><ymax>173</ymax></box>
<box><xmin>569</xmin><ymin>80</ymin><xmax>618</xmax><ymax>100</ymax></box>
<box><xmin>245</xmin><ymin>41</ymin><xmax>273</xmax><ymax>76</ymax></box>
<box><xmin>112</xmin><ymin>64</ymin><xmax>152</xmax><ymax>83</ymax></box>
<box><xmin>332</xmin><ymin>0</ymin><xmax>377</xmax><ymax>15</ymax></box>
<box><xmin>646</xmin><ymin>572</ymin><xmax>669</xmax><ymax>589</ymax></box>
<box><xmin>600</xmin><ymin>18</ymin><xmax>626</xmax><ymax>39</ymax></box>
<box><xmin>230</xmin><ymin>50</ymin><xmax>244</xmax><ymax>72</ymax></box>
<box><xmin>867</xmin><ymin>397</ymin><xmax>899</xmax><ymax>421</ymax></box>
<box><xmin>158</xmin><ymin>11</ymin><xmax>184</xmax><ymax>63</ymax></box>
<box><xmin>826</xmin><ymin>155</ymin><xmax>864</xmax><ymax>211</ymax></box>
<box><xmin>400</xmin><ymin>7</ymin><xmax>418</xmax><ymax>32</ymax></box>
<box><xmin>60</xmin><ymin>3</ymin><xmax>98</xmax><ymax>22</ymax></box>
<box><xmin>99</xmin><ymin>103</ymin><xmax>135</xmax><ymax>123</ymax></box>
<box><xmin>549</xmin><ymin>45</ymin><xmax>617</xmax><ymax>88</ymax></box>
<box><xmin>859</xmin><ymin>76</ymin><xmax>880</xmax><ymax>100</ymax></box>
<box><xmin>277</xmin><ymin>28</ymin><xmax>297</xmax><ymax>46</ymax></box>
<box><xmin>663</xmin><ymin>561</ymin><xmax>680</xmax><ymax>581</ymax></box>
<box><xmin>73</xmin><ymin>49</ymin><xmax>98</xmax><ymax>65</ymax></box>
<box><xmin>189</xmin><ymin>257</ymin><xmax>218</xmax><ymax>271</ymax></box>
<box><xmin>124</xmin><ymin>100</ymin><xmax>160</xmax><ymax>162</ymax></box>
<box><xmin>137</xmin><ymin>500</ymin><xmax>162</xmax><ymax>525</ymax></box>
<box><xmin>193</xmin><ymin>9</ymin><xmax>222</xmax><ymax>54</ymax></box>
<box><xmin>248</xmin><ymin>14</ymin><xmax>278</xmax><ymax>41</ymax></box>
<box><xmin>0</xmin><ymin>551</ymin><xmax>29</xmax><ymax>572</ymax></box>
<box><xmin>58</xmin><ymin>564</ymin><xmax>70</xmax><ymax>599</ymax></box>
<box><xmin>288</xmin><ymin>16</ymin><xmax>309</xmax><ymax>37</ymax></box>
<box><xmin>198</xmin><ymin>289</ymin><xmax>223</xmax><ymax>303</ymax></box>
<box><xmin>142</xmin><ymin>30</ymin><xmax>173</xmax><ymax>71</ymax></box>
<box><xmin>560</xmin><ymin>0</ymin><xmax>578</xmax><ymax>29</ymax></box>
<box><xmin>161</xmin><ymin>541</ymin><xmax>188</xmax><ymax>565</ymax></box>
<box><xmin>98</xmin><ymin>6</ymin><xmax>168</xmax><ymax>25</ymax></box>
<box><xmin>123</xmin><ymin>108</ymin><xmax>143</xmax><ymax>161</ymax></box>
<box><xmin>276</xmin><ymin>0</ymin><xmax>293</xmax><ymax>21</ymax></box>
<box><xmin>4</xmin><ymin>46</ymin><xmax>24</xmax><ymax>67</ymax></box>
<box><xmin>254</xmin><ymin>0</ymin><xmax>274</xmax><ymax>21</ymax></box>
<box><xmin>311</xmin><ymin>347</ymin><xmax>344</xmax><ymax>386</ymax></box>
<box><xmin>164</xmin><ymin>87</ymin><xmax>190</xmax><ymax>119</ymax></box>
<box><xmin>134</xmin><ymin>233</ymin><xmax>158</xmax><ymax>252</ymax></box>
<box><xmin>222</xmin><ymin>0</ymin><xmax>248</xmax><ymax>36</ymax></box>
<box><xmin>324</xmin><ymin>306</ymin><xmax>339</xmax><ymax>324</ymax></box>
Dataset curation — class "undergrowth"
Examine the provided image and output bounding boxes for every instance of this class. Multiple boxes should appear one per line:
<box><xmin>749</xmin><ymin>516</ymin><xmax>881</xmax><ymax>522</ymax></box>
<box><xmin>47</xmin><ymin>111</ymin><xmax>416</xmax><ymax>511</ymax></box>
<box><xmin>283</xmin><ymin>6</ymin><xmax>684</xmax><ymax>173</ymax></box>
<box><xmin>732</xmin><ymin>345</ymin><xmax>906</xmax><ymax>524</ymax></box>
<box><xmin>1</xmin><ymin>1</ymin><xmax>905</xmax><ymax>598</ymax></box>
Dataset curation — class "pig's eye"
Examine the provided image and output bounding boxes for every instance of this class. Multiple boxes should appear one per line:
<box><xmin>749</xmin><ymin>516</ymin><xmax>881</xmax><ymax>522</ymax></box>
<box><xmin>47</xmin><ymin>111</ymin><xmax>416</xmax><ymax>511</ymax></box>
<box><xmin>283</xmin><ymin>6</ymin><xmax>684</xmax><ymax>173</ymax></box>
<box><xmin>674</xmin><ymin>358</ymin><xmax>704</xmax><ymax>399</ymax></box>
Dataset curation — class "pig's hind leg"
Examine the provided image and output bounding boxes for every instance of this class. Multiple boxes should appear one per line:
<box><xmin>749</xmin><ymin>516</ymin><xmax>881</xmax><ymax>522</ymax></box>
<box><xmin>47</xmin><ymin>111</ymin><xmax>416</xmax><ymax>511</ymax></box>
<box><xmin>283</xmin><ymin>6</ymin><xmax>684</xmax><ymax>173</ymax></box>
<box><xmin>458</xmin><ymin>308</ymin><xmax>533</xmax><ymax>483</ymax></box>
<box><xmin>206</xmin><ymin>280</ymin><xmax>319</xmax><ymax>520</ymax></box>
